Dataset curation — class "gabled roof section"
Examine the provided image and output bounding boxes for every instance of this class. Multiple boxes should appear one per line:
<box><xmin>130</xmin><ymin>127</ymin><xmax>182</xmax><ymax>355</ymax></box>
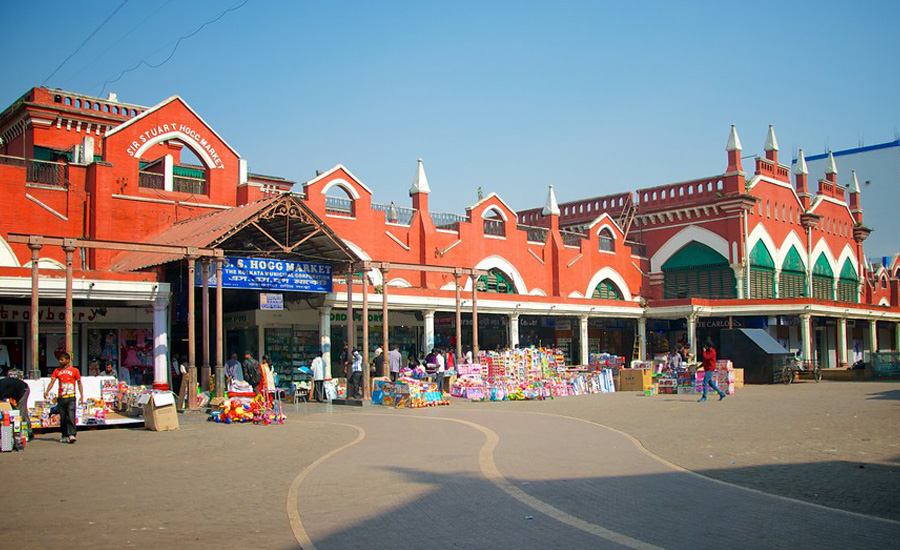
<box><xmin>302</xmin><ymin>164</ymin><xmax>373</xmax><ymax>196</ymax></box>
<box><xmin>467</xmin><ymin>192</ymin><xmax>517</xmax><ymax>217</ymax></box>
<box><xmin>586</xmin><ymin>212</ymin><xmax>624</xmax><ymax>236</ymax></box>
<box><xmin>105</xmin><ymin>95</ymin><xmax>241</xmax><ymax>159</ymax></box>
<box><xmin>109</xmin><ymin>194</ymin><xmax>359</xmax><ymax>272</ymax></box>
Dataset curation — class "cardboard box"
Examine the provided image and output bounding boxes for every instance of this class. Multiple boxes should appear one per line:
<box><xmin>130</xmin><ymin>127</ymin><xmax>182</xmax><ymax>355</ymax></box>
<box><xmin>139</xmin><ymin>392</ymin><xmax>179</xmax><ymax>431</ymax></box>
<box><xmin>733</xmin><ymin>368</ymin><xmax>744</xmax><ymax>388</ymax></box>
<box><xmin>619</xmin><ymin>369</ymin><xmax>653</xmax><ymax>391</ymax></box>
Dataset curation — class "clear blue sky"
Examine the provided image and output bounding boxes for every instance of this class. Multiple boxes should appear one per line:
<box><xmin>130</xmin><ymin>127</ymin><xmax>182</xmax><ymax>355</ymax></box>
<box><xmin>2</xmin><ymin>0</ymin><xmax>898</xmax><ymax>215</ymax></box>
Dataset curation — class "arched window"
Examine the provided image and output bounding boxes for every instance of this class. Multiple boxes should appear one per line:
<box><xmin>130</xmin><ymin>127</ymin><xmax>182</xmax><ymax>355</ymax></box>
<box><xmin>325</xmin><ymin>185</ymin><xmax>355</xmax><ymax>216</ymax></box>
<box><xmin>749</xmin><ymin>241</ymin><xmax>775</xmax><ymax>299</ymax></box>
<box><xmin>598</xmin><ymin>228</ymin><xmax>615</xmax><ymax>252</ymax></box>
<box><xmin>780</xmin><ymin>247</ymin><xmax>806</xmax><ymax>298</ymax></box>
<box><xmin>482</xmin><ymin>209</ymin><xmax>505</xmax><ymax>237</ymax></box>
<box><xmin>592</xmin><ymin>279</ymin><xmax>623</xmax><ymax>300</ymax></box>
<box><xmin>812</xmin><ymin>254</ymin><xmax>834</xmax><ymax>300</ymax></box>
<box><xmin>476</xmin><ymin>269</ymin><xmax>516</xmax><ymax>294</ymax></box>
<box><xmin>662</xmin><ymin>242</ymin><xmax>735</xmax><ymax>299</ymax></box>
<box><xmin>837</xmin><ymin>259</ymin><xmax>858</xmax><ymax>303</ymax></box>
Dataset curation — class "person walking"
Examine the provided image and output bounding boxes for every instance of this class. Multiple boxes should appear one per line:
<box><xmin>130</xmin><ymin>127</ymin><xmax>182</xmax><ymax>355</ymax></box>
<box><xmin>44</xmin><ymin>352</ymin><xmax>84</xmax><ymax>443</ymax></box>
<box><xmin>388</xmin><ymin>346</ymin><xmax>402</xmax><ymax>382</ymax></box>
<box><xmin>311</xmin><ymin>353</ymin><xmax>325</xmax><ymax>402</ymax></box>
<box><xmin>347</xmin><ymin>349</ymin><xmax>363</xmax><ymax>399</ymax></box>
<box><xmin>698</xmin><ymin>339</ymin><xmax>725</xmax><ymax>402</ymax></box>
<box><xmin>242</xmin><ymin>351</ymin><xmax>262</xmax><ymax>395</ymax></box>
<box><xmin>434</xmin><ymin>348</ymin><xmax>446</xmax><ymax>393</ymax></box>
<box><xmin>0</xmin><ymin>376</ymin><xmax>32</xmax><ymax>439</ymax></box>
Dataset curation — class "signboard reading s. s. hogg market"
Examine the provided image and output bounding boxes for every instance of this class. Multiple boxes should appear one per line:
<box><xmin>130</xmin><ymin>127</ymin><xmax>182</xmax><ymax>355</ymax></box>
<box><xmin>196</xmin><ymin>257</ymin><xmax>332</xmax><ymax>293</ymax></box>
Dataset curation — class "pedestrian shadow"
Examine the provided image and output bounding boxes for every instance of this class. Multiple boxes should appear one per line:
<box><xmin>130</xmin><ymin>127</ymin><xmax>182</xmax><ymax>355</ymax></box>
<box><xmin>867</xmin><ymin>389</ymin><xmax>900</xmax><ymax>400</ymax></box>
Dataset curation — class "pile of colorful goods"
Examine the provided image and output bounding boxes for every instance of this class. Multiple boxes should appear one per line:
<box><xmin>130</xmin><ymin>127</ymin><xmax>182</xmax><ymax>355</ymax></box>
<box><xmin>371</xmin><ymin>378</ymin><xmax>450</xmax><ymax>408</ymax></box>
<box><xmin>208</xmin><ymin>396</ymin><xmax>285</xmax><ymax>425</ymax></box>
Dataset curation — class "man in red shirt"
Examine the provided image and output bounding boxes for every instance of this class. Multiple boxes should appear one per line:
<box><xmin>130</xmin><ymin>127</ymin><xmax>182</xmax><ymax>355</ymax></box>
<box><xmin>44</xmin><ymin>352</ymin><xmax>84</xmax><ymax>443</ymax></box>
<box><xmin>699</xmin><ymin>338</ymin><xmax>726</xmax><ymax>402</ymax></box>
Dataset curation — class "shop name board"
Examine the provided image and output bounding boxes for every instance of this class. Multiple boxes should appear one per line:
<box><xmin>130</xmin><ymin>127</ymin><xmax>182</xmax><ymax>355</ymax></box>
<box><xmin>125</xmin><ymin>123</ymin><xmax>225</xmax><ymax>169</ymax></box>
<box><xmin>197</xmin><ymin>256</ymin><xmax>332</xmax><ymax>293</ymax></box>
<box><xmin>0</xmin><ymin>305</ymin><xmax>150</xmax><ymax>324</ymax></box>
<box><xmin>331</xmin><ymin>312</ymin><xmax>385</xmax><ymax>323</ymax></box>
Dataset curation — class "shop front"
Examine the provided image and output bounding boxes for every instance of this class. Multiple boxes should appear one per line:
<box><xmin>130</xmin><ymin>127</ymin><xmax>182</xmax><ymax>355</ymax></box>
<box><xmin>588</xmin><ymin>318</ymin><xmax>633</xmax><ymax>363</ymax></box>
<box><xmin>435</xmin><ymin>312</ymin><xmax>507</xmax><ymax>353</ymax></box>
<box><xmin>518</xmin><ymin>315</ymin><xmax>582</xmax><ymax>365</ymax></box>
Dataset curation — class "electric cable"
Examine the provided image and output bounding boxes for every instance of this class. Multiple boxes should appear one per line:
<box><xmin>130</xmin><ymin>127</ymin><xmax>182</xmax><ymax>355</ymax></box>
<box><xmin>42</xmin><ymin>0</ymin><xmax>130</xmax><ymax>86</ymax></box>
<box><xmin>98</xmin><ymin>0</ymin><xmax>251</xmax><ymax>97</ymax></box>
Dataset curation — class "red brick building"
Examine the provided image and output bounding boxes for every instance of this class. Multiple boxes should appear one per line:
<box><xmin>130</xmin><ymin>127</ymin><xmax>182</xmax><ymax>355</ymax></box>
<box><xmin>1</xmin><ymin>87</ymin><xmax>898</xmax><ymax>385</ymax></box>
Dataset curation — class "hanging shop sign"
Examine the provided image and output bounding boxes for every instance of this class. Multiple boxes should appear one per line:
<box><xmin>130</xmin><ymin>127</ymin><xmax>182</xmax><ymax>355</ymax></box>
<box><xmin>259</xmin><ymin>293</ymin><xmax>284</xmax><ymax>310</ymax></box>
<box><xmin>197</xmin><ymin>257</ymin><xmax>332</xmax><ymax>292</ymax></box>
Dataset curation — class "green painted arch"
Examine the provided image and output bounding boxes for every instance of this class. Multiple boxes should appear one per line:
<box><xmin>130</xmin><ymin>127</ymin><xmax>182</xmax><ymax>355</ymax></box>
<box><xmin>749</xmin><ymin>241</ymin><xmax>775</xmax><ymax>269</ymax></box>
<box><xmin>662</xmin><ymin>241</ymin><xmax>729</xmax><ymax>270</ymax></box>
<box><xmin>781</xmin><ymin>246</ymin><xmax>805</xmax><ymax>272</ymax></box>
<box><xmin>813</xmin><ymin>254</ymin><xmax>834</xmax><ymax>277</ymax></box>
<box><xmin>476</xmin><ymin>268</ymin><xmax>517</xmax><ymax>294</ymax></box>
<box><xmin>839</xmin><ymin>258</ymin><xmax>858</xmax><ymax>281</ymax></box>
<box><xmin>592</xmin><ymin>279</ymin><xmax>623</xmax><ymax>300</ymax></box>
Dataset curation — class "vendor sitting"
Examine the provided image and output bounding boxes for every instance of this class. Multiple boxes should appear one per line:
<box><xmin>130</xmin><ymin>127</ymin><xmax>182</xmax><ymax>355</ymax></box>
<box><xmin>101</xmin><ymin>362</ymin><xmax>117</xmax><ymax>378</ymax></box>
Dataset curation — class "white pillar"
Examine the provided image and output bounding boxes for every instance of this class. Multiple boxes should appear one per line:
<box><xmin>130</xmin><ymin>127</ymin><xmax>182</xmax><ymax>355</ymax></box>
<box><xmin>800</xmin><ymin>313</ymin><xmax>812</xmax><ymax>362</ymax></box>
<box><xmin>687</xmin><ymin>314</ymin><xmax>698</xmax><ymax>359</ymax></box>
<box><xmin>153</xmin><ymin>294</ymin><xmax>170</xmax><ymax>389</ymax></box>
<box><xmin>869</xmin><ymin>320</ymin><xmax>878</xmax><ymax>356</ymax></box>
<box><xmin>423</xmin><ymin>309</ymin><xmax>435</xmax><ymax>355</ymax></box>
<box><xmin>163</xmin><ymin>154</ymin><xmax>174</xmax><ymax>192</ymax></box>
<box><xmin>895</xmin><ymin>322</ymin><xmax>900</xmax><ymax>352</ymax></box>
<box><xmin>733</xmin><ymin>264</ymin><xmax>745</xmax><ymax>299</ymax></box>
<box><xmin>773</xmin><ymin>268</ymin><xmax>781</xmax><ymax>299</ymax></box>
<box><xmin>579</xmin><ymin>315</ymin><xmax>589</xmax><ymax>366</ymax></box>
<box><xmin>837</xmin><ymin>317</ymin><xmax>848</xmax><ymax>367</ymax></box>
<box><xmin>320</xmin><ymin>306</ymin><xmax>332</xmax><ymax>378</ymax></box>
<box><xmin>508</xmin><ymin>312</ymin><xmax>520</xmax><ymax>349</ymax></box>
<box><xmin>637</xmin><ymin>317</ymin><xmax>647</xmax><ymax>362</ymax></box>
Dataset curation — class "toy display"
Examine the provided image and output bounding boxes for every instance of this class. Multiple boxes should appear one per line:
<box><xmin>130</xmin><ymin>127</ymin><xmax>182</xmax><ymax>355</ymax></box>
<box><xmin>208</xmin><ymin>393</ymin><xmax>286</xmax><ymax>425</ymax></box>
<box><xmin>372</xmin><ymin>378</ymin><xmax>450</xmax><ymax>409</ymax></box>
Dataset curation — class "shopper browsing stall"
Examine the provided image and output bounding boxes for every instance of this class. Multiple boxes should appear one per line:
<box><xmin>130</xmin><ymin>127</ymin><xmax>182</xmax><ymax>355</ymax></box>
<box><xmin>0</xmin><ymin>376</ymin><xmax>31</xmax><ymax>438</ymax></box>
<box><xmin>44</xmin><ymin>352</ymin><xmax>84</xmax><ymax>443</ymax></box>
<box><xmin>388</xmin><ymin>346</ymin><xmax>402</xmax><ymax>382</ymax></box>
<box><xmin>698</xmin><ymin>339</ymin><xmax>726</xmax><ymax>402</ymax></box>
<box><xmin>243</xmin><ymin>351</ymin><xmax>262</xmax><ymax>394</ymax></box>
<box><xmin>311</xmin><ymin>353</ymin><xmax>325</xmax><ymax>402</ymax></box>
<box><xmin>347</xmin><ymin>349</ymin><xmax>363</xmax><ymax>399</ymax></box>
<box><xmin>224</xmin><ymin>353</ymin><xmax>243</xmax><ymax>383</ymax></box>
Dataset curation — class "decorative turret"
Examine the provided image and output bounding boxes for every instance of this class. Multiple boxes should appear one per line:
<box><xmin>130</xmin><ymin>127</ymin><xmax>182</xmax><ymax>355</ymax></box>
<box><xmin>764</xmin><ymin>124</ymin><xmax>778</xmax><ymax>163</ymax></box>
<box><xmin>794</xmin><ymin>149</ymin><xmax>810</xmax><ymax>209</ymax></box>
<box><xmin>409</xmin><ymin>158</ymin><xmax>430</xmax><ymax>212</ymax></box>
<box><xmin>825</xmin><ymin>151</ymin><xmax>838</xmax><ymax>184</ymax></box>
<box><xmin>726</xmin><ymin>125</ymin><xmax>743</xmax><ymax>173</ymax></box>
<box><xmin>542</xmin><ymin>184</ymin><xmax>560</xmax><ymax>232</ymax></box>
<box><xmin>848</xmin><ymin>170</ymin><xmax>862</xmax><ymax>224</ymax></box>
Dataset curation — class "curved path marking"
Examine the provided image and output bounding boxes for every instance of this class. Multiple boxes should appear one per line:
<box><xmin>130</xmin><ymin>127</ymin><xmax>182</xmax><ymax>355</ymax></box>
<box><xmin>288</xmin><ymin>413</ymin><xmax>663</xmax><ymax>550</ymax></box>
<box><xmin>492</xmin><ymin>409</ymin><xmax>900</xmax><ymax>527</ymax></box>
<box><xmin>285</xmin><ymin>421</ymin><xmax>366</xmax><ymax>550</ymax></box>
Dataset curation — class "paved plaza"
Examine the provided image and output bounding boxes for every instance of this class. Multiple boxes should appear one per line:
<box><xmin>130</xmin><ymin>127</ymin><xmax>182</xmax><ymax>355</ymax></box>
<box><xmin>2</xmin><ymin>380</ymin><xmax>899</xmax><ymax>549</ymax></box>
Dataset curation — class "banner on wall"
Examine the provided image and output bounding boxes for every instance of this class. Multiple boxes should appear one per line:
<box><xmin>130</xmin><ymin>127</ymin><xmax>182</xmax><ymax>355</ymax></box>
<box><xmin>196</xmin><ymin>256</ymin><xmax>333</xmax><ymax>293</ymax></box>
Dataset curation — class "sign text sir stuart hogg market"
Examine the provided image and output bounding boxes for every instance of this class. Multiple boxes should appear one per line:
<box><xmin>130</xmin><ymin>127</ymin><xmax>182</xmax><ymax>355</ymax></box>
<box><xmin>196</xmin><ymin>257</ymin><xmax>333</xmax><ymax>293</ymax></box>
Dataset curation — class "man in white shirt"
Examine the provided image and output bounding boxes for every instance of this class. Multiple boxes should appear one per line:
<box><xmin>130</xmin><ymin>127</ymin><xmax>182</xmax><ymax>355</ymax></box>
<box><xmin>435</xmin><ymin>348</ymin><xmax>446</xmax><ymax>393</ymax></box>
<box><xmin>388</xmin><ymin>346</ymin><xmax>402</xmax><ymax>382</ymax></box>
<box><xmin>311</xmin><ymin>354</ymin><xmax>325</xmax><ymax>402</ymax></box>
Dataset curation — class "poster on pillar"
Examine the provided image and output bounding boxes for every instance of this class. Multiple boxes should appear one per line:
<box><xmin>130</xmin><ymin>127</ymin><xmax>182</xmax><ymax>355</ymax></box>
<box><xmin>196</xmin><ymin>256</ymin><xmax>333</xmax><ymax>292</ymax></box>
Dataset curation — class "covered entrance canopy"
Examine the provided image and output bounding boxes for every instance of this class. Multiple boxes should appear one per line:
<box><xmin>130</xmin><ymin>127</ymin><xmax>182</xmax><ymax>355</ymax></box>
<box><xmin>109</xmin><ymin>193</ymin><xmax>360</xmax><ymax>402</ymax></box>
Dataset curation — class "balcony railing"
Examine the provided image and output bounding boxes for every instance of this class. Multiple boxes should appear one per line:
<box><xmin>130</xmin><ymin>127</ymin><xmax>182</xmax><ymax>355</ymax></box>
<box><xmin>1</xmin><ymin>155</ymin><xmax>68</xmax><ymax>188</ymax></box>
<box><xmin>432</xmin><ymin>211</ymin><xmax>466</xmax><ymax>231</ymax></box>
<box><xmin>483</xmin><ymin>218</ymin><xmax>505</xmax><ymax>237</ymax></box>
<box><xmin>325</xmin><ymin>195</ymin><xmax>353</xmax><ymax>215</ymax></box>
<box><xmin>138</xmin><ymin>171</ymin><xmax>165</xmax><ymax>189</ymax></box>
<box><xmin>627</xmin><ymin>241</ymin><xmax>647</xmax><ymax>257</ymax></box>
<box><xmin>518</xmin><ymin>224</ymin><xmax>548</xmax><ymax>243</ymax></box>
<box><xmin>561</xmin><ymin>230</ymin><xmax>585</xmax><ymax>247</ymax></box>
<box><xmin>173</xmin><ymin>174</ymin><xmax>206</xmax><ymax>195</ymax></box>
<box><xmin>372</xmin><ymin>202</ymin><xmax>415</xmax><ymax>225</ymax></box>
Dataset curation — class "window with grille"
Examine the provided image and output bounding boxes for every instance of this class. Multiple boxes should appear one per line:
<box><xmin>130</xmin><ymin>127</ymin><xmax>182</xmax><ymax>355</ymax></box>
<box><xmin>592</xmin><ymin>279</ymin><xmax>623</xmax><ymax>300</ymax></box>
<box><xmin>749</xmin><ymin>267</ymin><xmax>774</xmax><ymax>298</ymax></box>
<box><xmin>662</xmin><ymin>242</ymin><xmax>736</xmax><ymax>299</ymax></box>
<box><xmin>780</xmin><ymin>271</ymin><xmax>805</xmax><ymax>298</ymax></box>
<box><xmin>812</xmin><ymin>276</ymin><xmax>833</xmax><ymax>300</ymax></box>
<box><xmin>476</xmin><ymin>269</ymin><xmax>516</xmax><ymax>294</ymax></box>
<box><xmin>837</xmin><ymin>280</ymin><xmax>857</xmax><ymax>302</ymax></box>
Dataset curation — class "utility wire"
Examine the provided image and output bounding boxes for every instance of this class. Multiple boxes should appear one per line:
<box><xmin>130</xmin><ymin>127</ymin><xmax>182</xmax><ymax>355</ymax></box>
<box><xmin>42</xmin><ymin>0</ymin><xmax>130</xmax><ymax>87</ymax></box>
<box><xmin>63</xmin><ymin>0</ymin><xmax>175</xmax><ymax>88</ymax></box>
<box><xmin>99</xmin><ymin>0</ymin><xmax>250</xmax><ymax>97</ymax></box>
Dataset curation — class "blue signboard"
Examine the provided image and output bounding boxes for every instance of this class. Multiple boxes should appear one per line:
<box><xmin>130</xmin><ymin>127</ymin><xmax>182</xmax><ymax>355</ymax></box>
<box><xmin>197</xmin><ymin>256</ymin><xmax>333</xmax><ymax>293</ymax></box>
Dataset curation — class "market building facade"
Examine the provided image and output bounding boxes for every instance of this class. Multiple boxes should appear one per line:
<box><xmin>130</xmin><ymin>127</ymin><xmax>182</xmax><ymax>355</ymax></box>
<box><xmin>1</xmin><ymin>87</ymin><xmax>899</xmax><ymax>386</ymax></box>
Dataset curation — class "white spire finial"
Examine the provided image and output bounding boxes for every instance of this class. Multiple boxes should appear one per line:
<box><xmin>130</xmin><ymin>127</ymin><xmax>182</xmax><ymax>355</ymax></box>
<box><xmin>409</xmin><ymin>158</ymin><xmax>431</xmax><ymax>195</ymax></box>
<box><xmin>849</xmin><ymin>170</ymin><xmax>860</xmax><ymax>193</ymax></box>
<box><xmin>726</xmin><ymin>125</ymin><xmax>742</xmax><ymax>151</ymax></box>
<box><xmin>825</xmin><ymin>151</ymin><xmax>838</xmax><ymax>175</ymax></box>
<box><xmin>793</xmin><ymin>149</ymin><xmax>808</xmax><ymax>175</ymax></box>
<box><xmin>542</xmin><ymin>185</ymin><xmax>560</xmax><ymax>216</ymax></box>
<box><xmin>764</xmin><ymin>125</ymin><xmax>779</xmax><ymax>151</ymax></box>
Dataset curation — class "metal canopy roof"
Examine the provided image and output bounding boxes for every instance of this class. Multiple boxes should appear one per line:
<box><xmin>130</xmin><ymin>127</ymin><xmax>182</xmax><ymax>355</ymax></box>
<box><xmin>110</xmin><ymin>194</ymin><xmax>360</xmax><ymax>272</ymax></box>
